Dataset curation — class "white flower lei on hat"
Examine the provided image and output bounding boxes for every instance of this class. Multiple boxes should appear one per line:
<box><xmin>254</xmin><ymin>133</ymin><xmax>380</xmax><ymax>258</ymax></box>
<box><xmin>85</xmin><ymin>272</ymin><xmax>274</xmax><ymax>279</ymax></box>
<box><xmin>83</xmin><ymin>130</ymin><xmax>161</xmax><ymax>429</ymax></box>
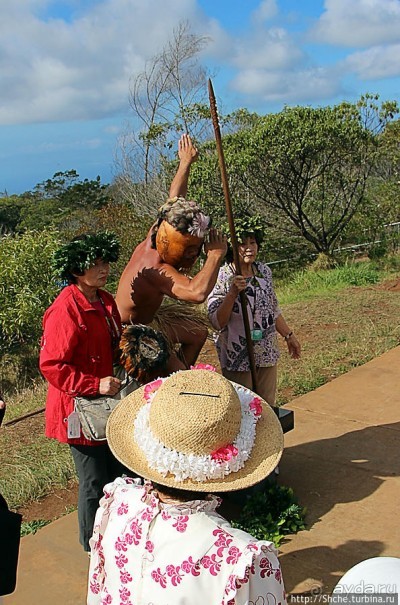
<box><xmin>133</xmin><ymin>367</ymin><xmax>263</xmax><ymax>483</ymax></box>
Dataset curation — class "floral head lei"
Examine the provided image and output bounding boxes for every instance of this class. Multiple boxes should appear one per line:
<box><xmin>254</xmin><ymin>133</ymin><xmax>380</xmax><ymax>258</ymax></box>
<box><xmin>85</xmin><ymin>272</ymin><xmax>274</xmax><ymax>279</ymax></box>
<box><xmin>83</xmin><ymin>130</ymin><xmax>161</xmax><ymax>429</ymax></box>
<box><xmin>134</xmin><ymin>365</ymin><xmax>264</xmax><ymax>483</ymax></box>
<box><xmin>53</xmin><ymin>232</ymin><xmax>120</xmax><ymax>281</ymax></box>
<box><xmin>158</xmin><ymin>197</ymin><xmax>211</xmax><ymax>238</ymax></box>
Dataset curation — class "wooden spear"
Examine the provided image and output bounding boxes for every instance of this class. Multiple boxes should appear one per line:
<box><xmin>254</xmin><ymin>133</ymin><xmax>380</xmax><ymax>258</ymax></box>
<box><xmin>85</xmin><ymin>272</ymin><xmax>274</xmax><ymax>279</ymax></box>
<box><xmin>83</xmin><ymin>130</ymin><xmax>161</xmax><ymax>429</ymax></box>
<box><xmin>208</xmin><ymin>78</ymin><xmax>259</xmax><ymax>392</ymax></box>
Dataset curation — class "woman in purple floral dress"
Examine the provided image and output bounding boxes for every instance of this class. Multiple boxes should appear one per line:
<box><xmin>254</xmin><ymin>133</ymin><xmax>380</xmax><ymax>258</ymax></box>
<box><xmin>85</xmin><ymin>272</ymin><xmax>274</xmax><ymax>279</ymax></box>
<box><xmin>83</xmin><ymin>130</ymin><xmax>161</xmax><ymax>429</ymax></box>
<box><xmin>208</xmin><ymin>218</ymin><xmax>301</xmax><ymax>406</ymax></box>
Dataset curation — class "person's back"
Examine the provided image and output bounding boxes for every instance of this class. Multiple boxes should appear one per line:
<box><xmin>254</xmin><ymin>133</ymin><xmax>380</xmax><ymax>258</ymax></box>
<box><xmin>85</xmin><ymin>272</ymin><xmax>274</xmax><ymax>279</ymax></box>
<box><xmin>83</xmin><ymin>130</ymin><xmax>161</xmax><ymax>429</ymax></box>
<box><xmin>87</xmin><ymin>368</ymin><xmax>286</xmax><ymax>605</ymax></box>
<box><xmin>88</xmin><ymin>478</ymin><xmax>285</xmax><ymax>605</ymax></box>
<box><xmin>115</xmin><ymin>229</ymin><xmax>166</xmax><ymax>324</ymax></box>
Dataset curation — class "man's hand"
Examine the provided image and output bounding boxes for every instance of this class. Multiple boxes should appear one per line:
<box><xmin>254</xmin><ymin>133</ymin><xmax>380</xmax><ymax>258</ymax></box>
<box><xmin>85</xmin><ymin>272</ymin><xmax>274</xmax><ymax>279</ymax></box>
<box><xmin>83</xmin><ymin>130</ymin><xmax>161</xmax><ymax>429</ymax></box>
<box><xmin>99</xmin><ymin>376</ymin><xmax>121</xmax><ymax>396</ymax></box>
<box><xmin>178</xmin><ymin>133</ymin><xmax>198</xmax><ymax>167</ymax></box>
<box><xmin>204</xmin><ymin>228</ymin><xmax>227</xmax><ymax>259</ymax></box>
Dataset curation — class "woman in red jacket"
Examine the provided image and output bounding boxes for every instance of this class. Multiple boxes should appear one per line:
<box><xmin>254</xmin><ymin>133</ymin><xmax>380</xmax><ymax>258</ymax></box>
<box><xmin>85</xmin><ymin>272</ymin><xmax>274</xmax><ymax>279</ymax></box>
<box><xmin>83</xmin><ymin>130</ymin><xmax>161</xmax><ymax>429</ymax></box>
<box><xmin>40</xmin><ymin>232</ymin><xmax>127</xmax><ymax>552</ymax></box>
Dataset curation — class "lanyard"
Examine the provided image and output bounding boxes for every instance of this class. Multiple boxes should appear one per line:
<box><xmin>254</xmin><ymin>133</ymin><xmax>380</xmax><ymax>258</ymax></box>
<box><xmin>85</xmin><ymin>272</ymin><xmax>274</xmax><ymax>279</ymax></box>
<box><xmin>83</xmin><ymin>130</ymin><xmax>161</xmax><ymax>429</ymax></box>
<box><xmin>97</xmin><ymin>295</ymin><xmax>121</xmax><ymax>346</ymax></box>
<box><xmin>249</xmin><ymin>274</ymin><xmax>260</xmax><ymax>329</ymax></box>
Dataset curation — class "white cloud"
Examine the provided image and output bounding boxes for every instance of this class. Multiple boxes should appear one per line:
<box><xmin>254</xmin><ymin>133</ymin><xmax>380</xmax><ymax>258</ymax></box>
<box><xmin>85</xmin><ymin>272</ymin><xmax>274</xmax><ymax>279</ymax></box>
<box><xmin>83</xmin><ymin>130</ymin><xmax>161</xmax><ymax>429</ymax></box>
<box><xmin>251</xmin><ymin>0</ymin><xmax>278</xmax><ymax>24</ymax></box>
<box><xmin>344</xmin><ymin>44</ymin><xmax>400</xmax><ymax>79</ymax></box>
<box><xmin>233</xmin><ymin>28</ymin><xmax>304</xmax><ymax>71</ymax></box>
<box><xmin>1</xmin><ymin>0</ymin><xmax>399</xmax><ymax>129</ymax></box>
<box><xmin>0</xmin><ymin>0</ymin><xmax>207</xmax><ymax>126</ymax></box>
<box><xmin>311</xmin><ymin>0</ymin><xmax>400</xmax><ymax>47</ymax></box>
<box><xmin>231</xmin><ymin>66</ymin><xmax>341</xmax><ymax>104</ymax></box>
<box><xmin>21</xmin><ymin>138</ymin><xmax>103</xmax><ymax>154</ymax></box>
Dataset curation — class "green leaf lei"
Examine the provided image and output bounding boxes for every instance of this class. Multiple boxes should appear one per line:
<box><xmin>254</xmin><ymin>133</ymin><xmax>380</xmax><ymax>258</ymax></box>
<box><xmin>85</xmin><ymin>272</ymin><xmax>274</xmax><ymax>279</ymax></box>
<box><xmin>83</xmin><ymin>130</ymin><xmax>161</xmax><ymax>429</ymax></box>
<box><xmin>53</xmin><ymin>231</ymin><xmax>120</xmax><ymax>281</ymax></box>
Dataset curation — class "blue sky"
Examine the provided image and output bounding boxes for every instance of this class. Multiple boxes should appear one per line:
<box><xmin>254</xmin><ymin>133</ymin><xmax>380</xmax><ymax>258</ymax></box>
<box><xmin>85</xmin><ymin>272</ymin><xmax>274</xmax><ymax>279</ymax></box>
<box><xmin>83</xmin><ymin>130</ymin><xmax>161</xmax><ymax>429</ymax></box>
<box><xmin>1</xmin><ymin>0</ymin><xmax>399</xmax><ymax>195</ymax></box>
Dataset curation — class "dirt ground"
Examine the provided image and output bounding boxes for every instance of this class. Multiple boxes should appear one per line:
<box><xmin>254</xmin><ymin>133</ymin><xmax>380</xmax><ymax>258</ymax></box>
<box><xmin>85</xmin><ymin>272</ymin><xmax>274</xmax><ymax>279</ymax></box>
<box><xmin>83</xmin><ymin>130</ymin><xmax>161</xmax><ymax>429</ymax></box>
<box><xmin>13</xmin><ymin>277</ymin><xmax>400</xmax><ymax>524</ymax></box>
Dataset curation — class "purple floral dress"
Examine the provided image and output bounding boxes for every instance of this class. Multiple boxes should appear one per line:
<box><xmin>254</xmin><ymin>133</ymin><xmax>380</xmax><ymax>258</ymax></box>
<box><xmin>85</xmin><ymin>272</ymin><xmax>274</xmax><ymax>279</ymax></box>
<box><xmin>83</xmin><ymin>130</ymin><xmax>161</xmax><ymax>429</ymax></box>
<box><xmin>87</xmin><ymin>478</ymin><xmax>287</xmax><ymax>605</ymax></box>
<box><xmin>208</xmin><ymin>263</ymin><xmax>281</xmax><ymax>372</ymax></box>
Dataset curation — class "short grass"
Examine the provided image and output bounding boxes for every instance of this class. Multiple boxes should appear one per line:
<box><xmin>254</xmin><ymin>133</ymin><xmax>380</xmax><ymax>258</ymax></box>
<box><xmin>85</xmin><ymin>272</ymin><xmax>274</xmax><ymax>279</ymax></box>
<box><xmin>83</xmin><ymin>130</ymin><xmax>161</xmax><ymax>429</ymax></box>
<box><xmin>277</xmin><ymin>285</ymin><xmax>400</xmax><ymax>403</ymax></box>
<box><xmin>0</xmin><ymin>425</ymin><xmax>75</xmax><ymax>508</ymax></box>
<box><xmin>0</xmin><ymin>258</ymin><xmax>399</xmax><ymax>512</ymax></box>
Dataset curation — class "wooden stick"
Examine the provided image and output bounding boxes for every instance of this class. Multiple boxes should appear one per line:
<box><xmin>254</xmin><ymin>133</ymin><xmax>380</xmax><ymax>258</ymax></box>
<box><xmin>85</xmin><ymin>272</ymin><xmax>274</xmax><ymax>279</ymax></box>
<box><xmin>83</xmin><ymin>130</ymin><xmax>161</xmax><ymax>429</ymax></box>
<box><xmin>208</xmin><ymin>78</ymin><xmax>258</xmax><ymax>392</ymax></box>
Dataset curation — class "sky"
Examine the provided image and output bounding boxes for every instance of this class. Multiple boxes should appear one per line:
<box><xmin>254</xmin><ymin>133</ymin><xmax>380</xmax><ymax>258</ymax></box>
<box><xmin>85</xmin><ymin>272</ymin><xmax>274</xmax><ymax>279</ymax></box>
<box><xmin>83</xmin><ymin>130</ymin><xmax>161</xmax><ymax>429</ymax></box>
<box><xmin>1</xmin><ymin>0</ymin><xmax>400</xmax><ymax>195</ymax></box>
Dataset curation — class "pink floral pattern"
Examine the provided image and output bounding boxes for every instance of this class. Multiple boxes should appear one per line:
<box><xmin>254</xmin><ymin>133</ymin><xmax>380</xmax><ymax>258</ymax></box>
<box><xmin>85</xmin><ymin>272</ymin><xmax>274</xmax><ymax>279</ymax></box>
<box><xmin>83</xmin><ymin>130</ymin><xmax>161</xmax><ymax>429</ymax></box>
<box><xmin>87</xmin><ymin>478</ymin><xmax>286</xmax><ymax>605</ymax></box>
<box><xmin>172</xmin><ymin>515</ymin><xmax>189</xmax><ymax>532</ymax></box>
<box><xmin>145</xmin><ymin>540</ymin><xmax>154</xmax><ymax>553</ymax></box>
<box><xmin>201</xmin><ymin>553</ymin><xmax>222</xmax><ymax>576</ymax></box>
<box><xmin>249</xmin><ymin>396</ymin><xmax>263</xmax><ymax>417</ymax></box>
<box><xmin>115</xmin><ymin>553</ymin><xmax>128</xmax><ymax>569</ymax></box>
<box><xmin>213</xmin><ymin>528</ymin><xmax>233</xmax><ymax>556</ymax></box>
<box><xmin>117</xmin><ymin>502</ymin><xmax>128</xmax><ymax>516</ymax></box>
<box><xmin>166</xmin><ymin>564</ymin><xmax>184</xmax><ymax>586</ymax></box>
<box><xmin>119</xmin><ymin>587</ymin><xmax>131</xmax><ymax>602</ymax></box>
<box><xmin>143</xmin><ymin>379</ymin><xmax>163</xmax><ymax>402</ymax></box>
<box><xmin>151</xmin><ymin>567</ymin><xmax>167</xmax><ymax>588</ymax></box>
<box><xmin>211</xmin><ymin>443</ymin><xmax>239</xmax><ymax>462</ymax></box>
<box><xmin>190</xmin><ymin>363</ymin><xmax>216</xmax><ymax>371</ymax></box>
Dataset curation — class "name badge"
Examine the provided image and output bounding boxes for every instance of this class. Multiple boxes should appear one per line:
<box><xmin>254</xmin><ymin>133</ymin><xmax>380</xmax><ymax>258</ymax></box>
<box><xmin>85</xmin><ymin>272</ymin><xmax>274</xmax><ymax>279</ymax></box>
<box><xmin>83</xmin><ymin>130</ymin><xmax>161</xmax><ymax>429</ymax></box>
<box><xmin>251</xmin><ymin>329</ymin><xmax>263</xmax><ymax>342</ymax></box>
<box><xmin>67</xmin><ymin>411</ymin><xmax>81</xmax><ymax>439</ymax></box>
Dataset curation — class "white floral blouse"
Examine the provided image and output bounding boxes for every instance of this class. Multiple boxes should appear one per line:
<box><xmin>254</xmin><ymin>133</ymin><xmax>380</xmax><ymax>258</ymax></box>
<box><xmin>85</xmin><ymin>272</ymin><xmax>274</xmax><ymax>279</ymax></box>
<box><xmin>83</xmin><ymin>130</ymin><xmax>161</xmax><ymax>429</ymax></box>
<box><xmin>87</xmin><ymin>478</ymin><xmax>287</xmax><ymax>605</ymax></box>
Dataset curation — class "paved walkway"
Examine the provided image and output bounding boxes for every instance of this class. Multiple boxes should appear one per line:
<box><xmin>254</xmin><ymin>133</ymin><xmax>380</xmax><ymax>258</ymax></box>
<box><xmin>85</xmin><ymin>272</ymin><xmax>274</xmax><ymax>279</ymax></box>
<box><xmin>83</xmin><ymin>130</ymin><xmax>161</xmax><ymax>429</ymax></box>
<box><xmin>5</xmin><ymin>347</ymin><xmax>400</xmax><ymax>603</ymax></box>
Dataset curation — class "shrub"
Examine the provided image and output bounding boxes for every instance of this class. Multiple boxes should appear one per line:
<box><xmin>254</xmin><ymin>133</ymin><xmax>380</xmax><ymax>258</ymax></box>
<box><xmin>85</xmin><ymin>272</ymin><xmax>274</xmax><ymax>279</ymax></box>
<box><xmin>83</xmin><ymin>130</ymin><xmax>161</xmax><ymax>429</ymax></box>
<box><xmin>0</xmin><ymin>230</ymin><xmax>60</xmax><ymax>353</ymax></box>
<box><xmin>231</xmin><ymin>480</ymin><xmax>306</xmax><ymax>547</ymax></box>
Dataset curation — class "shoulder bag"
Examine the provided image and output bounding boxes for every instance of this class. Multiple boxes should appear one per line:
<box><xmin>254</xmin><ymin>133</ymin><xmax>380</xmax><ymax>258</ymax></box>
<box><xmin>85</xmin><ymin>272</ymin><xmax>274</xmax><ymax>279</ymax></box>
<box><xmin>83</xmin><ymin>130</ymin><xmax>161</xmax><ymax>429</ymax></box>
<box><xmin>74</xmin><ymin>371</ymin><xmax>138</xmax><ymax>441</ymax></box>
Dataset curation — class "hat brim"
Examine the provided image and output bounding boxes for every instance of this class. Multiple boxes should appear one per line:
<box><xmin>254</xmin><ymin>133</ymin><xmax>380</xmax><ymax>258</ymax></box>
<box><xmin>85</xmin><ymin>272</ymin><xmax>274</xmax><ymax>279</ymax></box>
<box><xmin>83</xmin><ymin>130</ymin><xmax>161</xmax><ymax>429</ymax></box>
<box><xmin>106</xmin><ymin>379</ymin><xmax>284</xmax><ymax>492</ymax></box>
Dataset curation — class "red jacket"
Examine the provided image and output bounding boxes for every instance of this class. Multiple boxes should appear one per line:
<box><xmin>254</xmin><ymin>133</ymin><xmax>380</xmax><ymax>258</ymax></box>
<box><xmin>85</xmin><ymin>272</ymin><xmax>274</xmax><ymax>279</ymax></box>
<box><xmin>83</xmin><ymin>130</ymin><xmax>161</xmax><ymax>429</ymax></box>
<box><xmin>39</xmin><ymin>284</ymin><xmax>122</xmax><ymax>445</ymax></box>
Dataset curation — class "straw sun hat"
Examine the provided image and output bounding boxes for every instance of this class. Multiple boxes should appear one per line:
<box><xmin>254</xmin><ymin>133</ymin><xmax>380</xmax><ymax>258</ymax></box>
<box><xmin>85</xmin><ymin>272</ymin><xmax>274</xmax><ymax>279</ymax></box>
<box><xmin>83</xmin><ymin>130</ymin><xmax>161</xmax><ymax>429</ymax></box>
<box><xmin>106</xmin><ymin>367</ymin><xmax>283</xmax><ymax>492</ymax></box>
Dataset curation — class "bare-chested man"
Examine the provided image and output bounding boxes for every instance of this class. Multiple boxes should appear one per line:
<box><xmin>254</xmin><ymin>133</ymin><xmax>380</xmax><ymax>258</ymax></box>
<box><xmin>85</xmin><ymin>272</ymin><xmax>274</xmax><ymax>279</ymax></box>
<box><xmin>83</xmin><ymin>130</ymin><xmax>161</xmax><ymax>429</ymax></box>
<box><xmin>115</xmin><ymin>134</ymin><xmax>227</xmax><ymax>370</ymax></box>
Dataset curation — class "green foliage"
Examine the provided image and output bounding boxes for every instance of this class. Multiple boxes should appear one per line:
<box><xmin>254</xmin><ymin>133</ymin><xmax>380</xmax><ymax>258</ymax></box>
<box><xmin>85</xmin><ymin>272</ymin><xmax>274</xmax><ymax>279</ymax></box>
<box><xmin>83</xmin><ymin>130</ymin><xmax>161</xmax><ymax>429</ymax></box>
<box><xmin>190</xmin><ymin>96</ymin><xmax>399</xmax><ymax>258</ymax></box>
<box><xmin>53</xmin><ymin>231</ymin><xmax>120</xmax><ymax>282</ymax></box>
<box><xmin>368</xmin><ymin>238</ymin><xmax>388</xmax><ymax>260</ymax></box>
<box><xmin>0</xmin><ymin>196</ymin><xmax>24</xmax><ymax>233</ymax></box>
<box><xmin>231</xmin><ymin>480</ymin><xmax>306</xmax><ymax>547</ymax></box>
<box><xmin>1</xmin><ymin>171</ymin><xmax>111</xmax><ymax>235</ymax></box>
<box><xmin>33</xmin><ymin>170</ymin><xmax>110</xmax><ymax>209</ymax></box>
<box><xmin>21</xmin><ymin>519</ymin><xmax>51</xmax><ymax>536</ymax></box>
<box><xmin>0</xmin><ymin>230</ymin><xmax>60</xmax><ymax>353</ymax></box>
<box><xmin>221</xmin><ymin>212</ymin><xmax>266</xmax><ymax>245</ymax></box>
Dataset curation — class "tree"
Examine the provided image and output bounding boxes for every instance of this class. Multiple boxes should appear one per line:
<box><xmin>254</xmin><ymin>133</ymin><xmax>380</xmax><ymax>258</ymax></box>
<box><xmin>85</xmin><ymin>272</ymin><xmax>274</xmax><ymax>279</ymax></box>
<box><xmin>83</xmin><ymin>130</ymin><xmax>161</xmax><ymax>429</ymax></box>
<box><xmin>33</xmin><ymin>170</ymin><xmax>110</xmax><ymax>209</ymax></box>
<box><xmin>115</xmin><ymin>21</ymin><xmax>211</xmax><ymax>216</ymax></box>
<box><xmin>0</xmin><ymin>195</ymin><xmax>24</xmax><ymax>234</ymax></box>
<box><xmin>0</xmin><ymin>171</ymin><xmax>111</xmax><ymax>234</ymax></box>
<box><xmin>190</xmin><ymin>95</ymin><xmax>398</xmax><ymax>257</ymax></box>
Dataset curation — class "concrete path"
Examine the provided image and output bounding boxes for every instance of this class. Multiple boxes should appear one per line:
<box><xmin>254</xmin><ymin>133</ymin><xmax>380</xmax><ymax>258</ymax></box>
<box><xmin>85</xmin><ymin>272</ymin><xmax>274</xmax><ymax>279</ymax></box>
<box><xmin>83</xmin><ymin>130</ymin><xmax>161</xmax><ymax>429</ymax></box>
<box><xmin>5</xmin><ymin>347</ymin><xmax>400</xmax><ymax>603</ymax></box>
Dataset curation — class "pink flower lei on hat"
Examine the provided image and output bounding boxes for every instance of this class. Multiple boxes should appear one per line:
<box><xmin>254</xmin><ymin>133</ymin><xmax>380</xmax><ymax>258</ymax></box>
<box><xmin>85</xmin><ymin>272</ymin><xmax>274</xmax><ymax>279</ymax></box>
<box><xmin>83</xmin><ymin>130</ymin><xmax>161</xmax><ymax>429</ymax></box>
<box><xmin>135</xmin><ymin>366</ymin><xmax>263</xmax><ymax>483</ymax></box>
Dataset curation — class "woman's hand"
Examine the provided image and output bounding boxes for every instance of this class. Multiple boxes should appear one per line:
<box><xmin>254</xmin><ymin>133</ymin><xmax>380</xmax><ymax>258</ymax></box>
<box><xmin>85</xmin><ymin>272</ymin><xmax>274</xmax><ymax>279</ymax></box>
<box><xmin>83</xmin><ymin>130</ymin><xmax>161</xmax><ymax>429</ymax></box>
<box><xmin>229</xmin><ymin>275</ymin><xmax>247</xmax><ymax>297</ymax></box>
<box><xmin>286</xmin><ymin>334</ymin><xmax>301</xmax><ymax>359</ymax></box>
<box><xmin>99</xmin><ymin>376</ymin><xmax>121</xmax><ymax>396</ymax></box>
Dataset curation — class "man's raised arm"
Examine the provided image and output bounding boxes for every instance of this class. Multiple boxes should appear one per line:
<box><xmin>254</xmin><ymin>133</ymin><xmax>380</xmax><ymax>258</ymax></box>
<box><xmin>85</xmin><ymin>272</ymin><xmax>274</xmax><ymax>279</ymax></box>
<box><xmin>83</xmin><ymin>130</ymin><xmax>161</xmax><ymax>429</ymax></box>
<box><xmin>169</xmin><ymin>134</ymin><xmax>198</xmax><ymax>199</ymax></box>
